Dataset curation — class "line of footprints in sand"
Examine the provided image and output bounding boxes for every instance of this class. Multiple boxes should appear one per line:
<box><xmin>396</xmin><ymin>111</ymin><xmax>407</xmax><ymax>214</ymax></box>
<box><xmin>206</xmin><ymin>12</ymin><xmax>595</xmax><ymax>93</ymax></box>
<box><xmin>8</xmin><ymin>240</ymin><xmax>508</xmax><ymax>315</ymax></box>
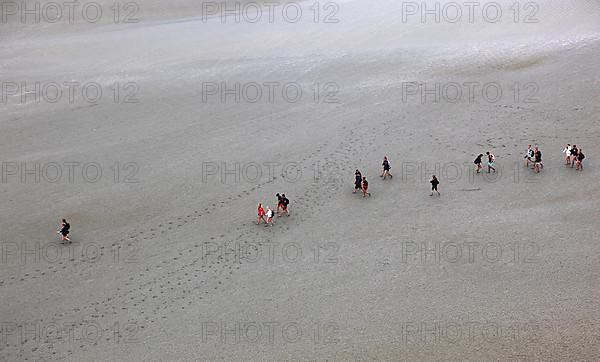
<box><xmin>3</xmin><ymin>107</ymin><xmax>559</xmax><ymax>289</ymax></box>
<box><xmin>5</xmin><ymin>116</ymin><xmax>454</xmax><ymax>362</ymax></box>
<box><xmin>1</xmin><ymin>139</ymin><xmax>338</xmax><ymax>287</ymax></box>
<box><xmin>4</xmin><ymin>121</ymin><xmax>389</xmax><ymax>358</ymax></box>
<box><xmin>3</xmin><ymin>109</ymin><xmax>596</xmax><ymax>359</ymax></box>
<box><xmin>0</xmin><ymin>139</ymin><xmax>345</xmax><ymax>355</ymax></box>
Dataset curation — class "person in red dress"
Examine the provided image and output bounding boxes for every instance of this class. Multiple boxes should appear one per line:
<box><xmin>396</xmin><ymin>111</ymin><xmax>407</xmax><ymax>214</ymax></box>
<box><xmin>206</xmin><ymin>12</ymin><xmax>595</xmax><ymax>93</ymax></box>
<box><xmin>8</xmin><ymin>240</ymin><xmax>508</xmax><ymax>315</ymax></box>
<box><xmin>362</xmin><ymin>177</ymin><xmax>371</xmax><ymax>198</ymax></box>
<box><xmin>257</xmin><ymin>203</ymin><xmax>267</xmax><ymax>225</ymax></box>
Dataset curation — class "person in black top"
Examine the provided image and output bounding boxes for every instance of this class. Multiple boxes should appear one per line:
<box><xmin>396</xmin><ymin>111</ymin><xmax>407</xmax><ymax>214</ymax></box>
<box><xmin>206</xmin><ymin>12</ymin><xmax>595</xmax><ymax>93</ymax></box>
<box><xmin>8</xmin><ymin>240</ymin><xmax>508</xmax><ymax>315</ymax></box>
<box><xmin>430</xmin><ymin>175</ymin><xmax>440</xmax><ymax>196</ymax></box>
<box><xmin>380</xmin><ymin>156</ymin><xmax>392</xmax><ymax>179</ymax></box>
<box><xmin>570</xmin><ymin>145</ymin><xmax>578</xmax><ymax>168</ymax></box>
<box><xmin>474</xmin><ymin>154</ymin><xmax>484</xmax><ymax>173</ymax></box>
<box><xmin>576</xmin><ymin>149</ymin><xmax>585</xmax><ymax>170</ymax></box>
<box><xmin>58</xmin><ymin>218</ymin><xmax>70</xmax><ymax>242</ymax></box>
<box><xmin>281</xmin><ymin>194</ymin><xmax>290</xmax><ymax>216</ymax></box>
<box><xmin>353</xmin><ymin>169</ymin><xmax>362</xmax><ymax>193</ymax></box>
<box><xmin>276</xmin><ymin>193</ymin><xmax>284</xmax><ymax>215</ymax></box>
<box><xmin>533</xmin><ymin>147</ymin><xmax>543</xmax><ymax>173</ymax></box>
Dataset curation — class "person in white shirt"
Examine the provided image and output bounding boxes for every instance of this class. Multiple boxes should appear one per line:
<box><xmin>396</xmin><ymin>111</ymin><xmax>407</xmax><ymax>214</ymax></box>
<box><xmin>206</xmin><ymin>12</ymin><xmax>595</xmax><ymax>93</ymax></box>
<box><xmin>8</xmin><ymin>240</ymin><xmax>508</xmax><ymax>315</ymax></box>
<box><xmin>486</xmin><ymin>151</ymin><xmax>496</xmax><ymax>173</ymax></box>
<box><xmin>524</xmin><ymin>145</ymin><xmax>534</xmax><ymax>168</ymax></box>
<box><xmin>265</xmin><ymin>206</ymin><xmax>274</xmax><ymax>226</ymax></box>
<box><xmin>563</xmin><ymin>144</ymin><xmax>572</xmax><ymax>165</ymax></box>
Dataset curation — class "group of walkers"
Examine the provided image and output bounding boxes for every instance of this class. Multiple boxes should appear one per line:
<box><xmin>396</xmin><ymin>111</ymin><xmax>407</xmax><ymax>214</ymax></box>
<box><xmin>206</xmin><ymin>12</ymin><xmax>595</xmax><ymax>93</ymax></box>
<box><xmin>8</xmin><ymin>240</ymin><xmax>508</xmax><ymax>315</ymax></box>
<box><xmin>57</xmin><ymin>144</ymin><xmax>591</xmax><ymax>236</ymax></box>
<box><xmin>353</xmin><ymin>156</ymin><xmax>394</xmax><ymax>197</ymax></box>
<box><xmin>256</xmin><ymin>193</ymin><xmax>290</xmax><ymax>226</ymax></box>
<box><xmin>563</xmin><ymin>144</ymin><xmax>585</xmax><ymax>170</ymax></box>
<box><xmin>474</xmin><ymin>151</ymin><xmax>497</xmax><ymax>174</ymax></box>
<box><xmin>353</xmin><ymin>156</ymin><xmax>440</xmax><ymax>197</ymax></box>
<box><xmin>523</xmin><ymin>145</ymin><xmax>544</xmax><ymax>173</ymax></box>
<box><xmin>348</xmin><ymin>143</ymin><xmax>586</xmax><ymax>203</ymax></box>
<box><xmin>353</xmin><ymin>169</ymin><xmax>371</xmax><ymax>197</ymax></box>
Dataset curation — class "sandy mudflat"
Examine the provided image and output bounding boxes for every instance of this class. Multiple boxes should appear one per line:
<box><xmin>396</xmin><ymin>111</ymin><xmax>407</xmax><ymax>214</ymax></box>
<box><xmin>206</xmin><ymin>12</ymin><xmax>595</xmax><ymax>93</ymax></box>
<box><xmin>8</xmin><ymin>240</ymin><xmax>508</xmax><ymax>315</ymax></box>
<box><xmin>1</xmin><ymin>0</ymin><xmax>600</xmax><ymax>360</ymax></box>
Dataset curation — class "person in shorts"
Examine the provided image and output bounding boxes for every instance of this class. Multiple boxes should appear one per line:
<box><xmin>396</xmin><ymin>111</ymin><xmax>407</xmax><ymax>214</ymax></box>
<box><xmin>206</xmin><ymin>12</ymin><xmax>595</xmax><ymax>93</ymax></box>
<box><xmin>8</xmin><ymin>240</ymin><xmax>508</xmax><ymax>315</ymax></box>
<box><xmin>430</xmin><ymin>175</ymin><xmax>440</xmax><ymax>196</ymax></box>
<box><xmin>486</xmin><ymin>151</ymin><xmax>496</xmax><ymax>173</ymax></box>
<box><xmin>265</xmin><ymin>206</ymin><xmax>274</xmax><ymax>226</ymax></box>
<box><xmin>380</xmin><ymin>156</ymin><xmax>392</xmax><ymax>179</ymax></box>
<box><xmin>278</xmin><ymin>194</ymin><xmax>290</xmax><ymax>216</ymax></box>
<box><xmin>58</xmin><ymin>218</ymin><xmax>71</xmax><ymax>242</ymax></box>
<box><xmin>524</xmin><ymin>145</ymin><xmax>534</xmax><ymax>168</ymax></box>
<box><xmin>474</xmin><ymin>154</ymin><xmax>484</xmax><ymax>173</ymax></box>
<box><xmin>570</xmin><ymin>145</ymin><xmax>579</xmax><ymax>168</ymax></box>
<box><xmin>563</xmin><ymin>144</ymin><xmax>572</xmax><ymax>165</ymax></box>
<box><xmin>534</xmin><ymin>147</ymin><xmax>543</xmax><ymax>173</ymax></box>
<box><xmin>576</xmin><ymin>149</ymin><xmax>585</xmax><ymax>170</ymax></box>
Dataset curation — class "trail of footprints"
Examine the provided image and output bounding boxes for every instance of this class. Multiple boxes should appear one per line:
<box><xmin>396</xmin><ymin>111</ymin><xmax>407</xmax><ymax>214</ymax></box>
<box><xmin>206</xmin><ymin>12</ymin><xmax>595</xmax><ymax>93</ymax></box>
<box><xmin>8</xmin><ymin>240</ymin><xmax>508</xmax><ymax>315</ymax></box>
<box><xmin>7</xmin><ymin>108</ymin><xmax>539</xmax><ymax>359</ymax></box>
<box><xmin>1</xmin><ymin>139</ymin><xmax>337</xmax><ymax>357</ymax></box>
<box><xmin>4</xmin><ymin>118</ymin><xmax>393</xmax><ymax>359</ymax></box>
<box><xmin>1</xmin><ymin>141</ymin><xmax>336</xmax><ymax>287</ymax></box>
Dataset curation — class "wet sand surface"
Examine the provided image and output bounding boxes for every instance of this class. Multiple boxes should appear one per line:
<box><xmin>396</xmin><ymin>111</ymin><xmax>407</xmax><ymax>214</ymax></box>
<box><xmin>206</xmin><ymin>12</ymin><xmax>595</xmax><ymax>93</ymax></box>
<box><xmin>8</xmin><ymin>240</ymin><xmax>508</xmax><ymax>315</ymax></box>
<box><xmin>1</xmin><ymin>0</ymin><xmax>600</xmax><ymax>360</ymax></box>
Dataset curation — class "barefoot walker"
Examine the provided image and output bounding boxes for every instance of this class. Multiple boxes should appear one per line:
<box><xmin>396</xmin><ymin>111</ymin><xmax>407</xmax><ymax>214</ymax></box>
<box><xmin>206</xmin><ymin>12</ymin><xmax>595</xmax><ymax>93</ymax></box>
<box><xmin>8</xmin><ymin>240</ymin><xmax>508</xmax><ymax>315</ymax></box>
<box><xmin>58</xmin><ymin>218</ymin><xmax>71</xmax><ymax>242</ymax></box>
<box><xmin>380</xmin><ymin>156</ymin><xmax>392</xmax><ymax>179</ymax></box>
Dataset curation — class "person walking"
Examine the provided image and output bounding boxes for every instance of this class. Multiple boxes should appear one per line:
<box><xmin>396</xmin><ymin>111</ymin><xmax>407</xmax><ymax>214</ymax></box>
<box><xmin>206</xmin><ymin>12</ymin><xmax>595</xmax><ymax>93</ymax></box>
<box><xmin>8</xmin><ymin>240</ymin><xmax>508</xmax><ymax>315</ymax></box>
<box><xmin>570</xmin><ymin>145</ymin><xmax>579</xmax><ymax>168</ymax></box>
<box><xmin>474</xmin><ymin>154</ymin><xmax>484</xmax><ymax>173</ymax></box>
<box><xmin>430</xmin><ymin>175</ymin><xmax>440</xmax><ymax>196</ymax></box>
<box><xmin>380</xmin><ymin>156</ymin><xmax>392</xmax><ymax>179</ymax></box>
<box><xmin>265</xmin><ymin>206</ymin><xmax>274</xmax><ymax>226</ymax></box>
<box><xmin>533</xmin><ymin>147</ymin><xmax>543</xmax><ymax>173</ymax></box>
<box><xmin>486</xmin><ymin>151</ymin><xmax>496</xmax><ymax>173</ymax></box>
<box><xmin>276</xmin><ymin>193</ymin><xmax>284</xmax><ymax>215</ymax></box>
<box><xmin>576</xmin><ymin>149</ymin><xmax>585</xmax><ymax>170</ymax></box>
<box><xmin>257</xmin><ymin>203</ymin><xmax>267</xmax><ymax>225</ymax></box>
<box><xmin>58</xmin><ymin>218</ymin><xmax>71</xmax><ymax>242</ymax></box>
<box><xmin>525</xmin><ymin>145</ymin><xmax>534</xmax><ymax>168</ymax></box>
<box><xmin>563</xmin><ymin>144</ymin><xmax>572</xmax><ymax>165</ymax></box>
<box><xmin>362</xmin><ymin>177</ymin><xmax>371</xmax><ymax>198</ymax></box>
<box><xmin>280</xmin><ymin>194</ymin><xmax>290</xmax><ymax>216</ymax></box>
<box><xmin>353</xmin><ymin>169</ymin><xmax>362</xmax><ymax>193</ymax></box>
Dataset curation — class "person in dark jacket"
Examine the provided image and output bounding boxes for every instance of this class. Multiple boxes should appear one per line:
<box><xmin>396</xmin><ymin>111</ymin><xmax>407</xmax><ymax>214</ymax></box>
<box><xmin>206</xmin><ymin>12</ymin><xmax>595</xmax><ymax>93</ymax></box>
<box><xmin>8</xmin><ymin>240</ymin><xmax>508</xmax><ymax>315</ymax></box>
<box><xmin>430</xmin><ymin>175</ymin><xmax>440</xmax><ymax>196</ymax></box>
<box><xmin>380</xmin><ymin>156</ymin><xmax>392</xmax><ymax>179</ymax></box>
<box><xmin>353</xmin><ymin>169</ymin><xmax>362</xmax><ymax>193</ymax></box>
